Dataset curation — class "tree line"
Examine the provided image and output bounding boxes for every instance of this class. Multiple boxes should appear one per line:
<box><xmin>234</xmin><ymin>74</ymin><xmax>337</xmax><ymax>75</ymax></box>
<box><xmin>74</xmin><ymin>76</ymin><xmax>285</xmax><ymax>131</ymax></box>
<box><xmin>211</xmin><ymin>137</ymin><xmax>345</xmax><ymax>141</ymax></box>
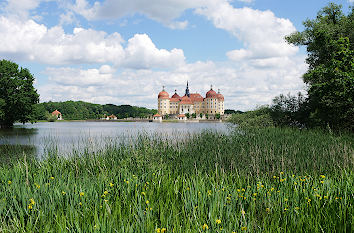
<box><xmin>230</xmin><ymin>3</ymin><xmax>353</xmax><ymax>132</ymax></box>
<box><xmin>35</xmin><ymin>101</ymin><xmax>157</xmax><ymax>121</ymax></box>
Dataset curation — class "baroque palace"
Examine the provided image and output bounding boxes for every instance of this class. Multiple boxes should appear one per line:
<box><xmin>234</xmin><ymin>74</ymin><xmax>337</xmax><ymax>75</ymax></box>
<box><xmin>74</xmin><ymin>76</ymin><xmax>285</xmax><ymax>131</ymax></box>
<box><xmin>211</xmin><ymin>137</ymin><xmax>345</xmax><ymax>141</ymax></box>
<box><xmin>156</xmin><ymin>82</ymin><xmax>224</xmax><ymax>119</ymax></box>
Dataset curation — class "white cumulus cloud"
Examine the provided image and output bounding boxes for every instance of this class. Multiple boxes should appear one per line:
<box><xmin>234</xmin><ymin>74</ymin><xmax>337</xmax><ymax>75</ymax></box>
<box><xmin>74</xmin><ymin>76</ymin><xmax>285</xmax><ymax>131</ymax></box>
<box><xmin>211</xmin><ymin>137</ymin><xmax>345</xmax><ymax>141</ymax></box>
<box><xmin>195</xmin><ymin>3</ymin><xmax>298</xmax><ymax>61</ymax></box>
<box><xmin>0</xmin><ymin>17</ymin><xmax>185</xmax><ymax>68</ymax></box>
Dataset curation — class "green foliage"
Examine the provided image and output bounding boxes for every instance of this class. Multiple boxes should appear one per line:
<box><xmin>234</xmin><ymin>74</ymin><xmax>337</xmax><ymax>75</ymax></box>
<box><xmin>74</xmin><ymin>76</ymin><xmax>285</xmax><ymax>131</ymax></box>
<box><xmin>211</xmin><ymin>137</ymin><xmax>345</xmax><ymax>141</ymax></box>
<box><xmin>103</xmin><ymin>104</ymin><xmax>156</xmax><ymax>119</ymax></box>
<box><xmin>0</xmin><ymin>128</ymin><xmax>353</xmax><ymax>232</ymax></box>
<box><xmin>191</xmin><ymin>113</ymin><xmax>196</xmax><ymax>118</ymax></box>
<box><xmin>285</xmin><ymin>3</ymin><xmax>354</xmax><ymax>131</ymax></box>
<box><xmin>270</xmin><ymin>92</ymin><xmax>309</xmax><ymax>127</ymax></box>
<box><xmin>224</xmin><ymin>109</ymin><xmax>243</xmax><ymax>114</ymax></box>
<box><xmin>45</xmin><ymin>112</ymin><xmax>57</xmax><ymax>122</ymax></box>
<box><xmin>215</xmin><ymin>113</ymin><xmax>221</xmax><ymax>119</ymax></box>
<box><xmin>229</xmin><ymin>106</ymin><xmax>274</xmax><ymax>129</ymax></box>
<box><xmin>0</xmin><ymin>60</ymin><xmax>39</xmax><ymax>127</ymax></box>
<box><xmin>199</xmin><ymin>113</ymin><xmax>203</xmax><ymax>118</ymax></box>
<box><xmin>36</xmin><ymin>101</ymin><xmax>156</xmax><ymax>120</ymax></box>
<box><xmin>306</xmin><ymin>37</ymin><xmax>354</xmax><ymax>131</ymax></box>
<box><xmin>185</xmin><ymin>113</ymin><xmax>190</xmax><ymax>119</ymax></box>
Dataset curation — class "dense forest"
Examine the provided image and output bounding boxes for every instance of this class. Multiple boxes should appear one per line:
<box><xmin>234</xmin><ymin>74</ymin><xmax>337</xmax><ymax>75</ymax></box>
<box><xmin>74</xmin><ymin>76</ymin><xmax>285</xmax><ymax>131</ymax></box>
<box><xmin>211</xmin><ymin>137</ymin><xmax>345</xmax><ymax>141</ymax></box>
<box><xmin>35</xmin><ymin>101</ymin><xmax>157</xmax><ymax>120</ymax></box>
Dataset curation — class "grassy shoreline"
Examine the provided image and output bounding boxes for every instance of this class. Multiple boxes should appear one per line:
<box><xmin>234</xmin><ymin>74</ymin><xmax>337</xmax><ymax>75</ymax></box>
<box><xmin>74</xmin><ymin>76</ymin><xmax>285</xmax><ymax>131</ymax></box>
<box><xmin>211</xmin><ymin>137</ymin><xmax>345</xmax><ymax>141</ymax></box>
<box><xmin>0</xmin><ymin>128</ymin><xmax>353</xmax><ymax>232</ymax></box>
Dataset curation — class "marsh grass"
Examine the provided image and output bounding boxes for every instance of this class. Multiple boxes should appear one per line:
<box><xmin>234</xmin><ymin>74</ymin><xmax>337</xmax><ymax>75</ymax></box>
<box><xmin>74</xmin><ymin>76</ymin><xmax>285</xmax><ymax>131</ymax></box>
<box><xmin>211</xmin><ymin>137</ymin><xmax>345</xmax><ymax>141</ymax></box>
<box><xmin>0</xmin><ymin>128</ymin><xmax>353</xmax><ymax>232</ymax></box>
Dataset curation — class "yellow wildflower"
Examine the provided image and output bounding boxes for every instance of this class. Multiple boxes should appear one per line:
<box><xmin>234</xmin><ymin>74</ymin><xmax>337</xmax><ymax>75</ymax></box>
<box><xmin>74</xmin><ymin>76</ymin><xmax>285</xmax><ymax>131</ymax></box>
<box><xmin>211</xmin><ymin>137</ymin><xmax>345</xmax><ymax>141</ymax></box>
<box><xmin>202</xmin><ymin>224</ymin><xmax>209</xmax><ymax>230</ymax></box>
<box><xmin>253</xmin><ymin>193</ymin><xmax>257</xmax><ymax>197</ymax></box>
<box><xmin>8</xmin><ymin>181</ymin><xmax>12</xmax><ymax>185</ymax></box>
<box><xmin>266</xmin><ymin>208</ymin><xmax>270</xmax><ymax>212</ymax></box>
<box><xmin>295</xmin><ymin>207</ymin><xmax>300</xmax><ymax>210</ymax></box>
<box><xmin>30</xmin><ymin>199</ymin><xmax>35</xmax><ymax>205</ymax></box>
<box><xmin>280</xmin><ymin>172</ymin><xmax>284</xmax><ymax>175</ymax></box>
<box><xmin>146</xmin><ymin>200</ymin><xmax>149</xmax><ymax>204</ymax></box>
<box><xmin>324</xmin><ymin>196</ymin><xmax>328</xmax><ymax>199</ymax></box>
<box><xmin>320</xmin><ymin>181</ymin><xmax>324</xmax><ymax>184</ymax></box>
<box><xmin>237</xmin><ymin>189</ymin><xmax>241</xmax><ymax>192</ymax></box>
<box><xmin>104</xmin><ymin>191</ymin><xmax>108</xmax><ymax>195</ymax></box>
<box><xmin>216</xmin><ymin>219</ymin><xmax>221</xmax><ymax>224</ymax></box>
<box><xmin>284</xmin><ymin>198</ymin><xmax>288</xmax><ymax>202</ymax></box>
<box><xmin>50</xmin><ymin>176</ymin><xmax>54</xmax><ymax>180</ymax></box>
<box><xmin>241</xmin><ymin>226</ymin><xmax>247</xmax><ymax>231</ymax></box>
<box><xmin>320</xmin><ymin>175</ymin><xmax>325</xmax><ymax>179</ymax></box>
<box><xmin>80</xmin><ymin>192</ymin><xmax>84</xmax><ymax>196</ymax></box>
<box><xmin>141</xmin><ymin>192</ymin><xmax>146</xmax><ymax>196</ymax></box>
<box><xmin>79</xmin><ymin>202</ymin><xmax>82</xmax><ymax>206</ymax></box>
<box><xmin>156</xmin><ymin>228</ymin><xmax>161</xmax><ymax>233</ymax></box>
<box><xmin>35</xmin><ymin>184</ymin><xmax>40</xmax><ymax>189</ymax></box>
<box><xmin>126</xmin><ymin>180</ymin><xmax>129</xmax><ymax>184</ymax></box>
<box><xmin>109</xmin><ymin>183</ymin><xmax>114</xmax><ymax>187</ymax></box>
<box><xmin>241</xmin><ymin>188</ymin><xmax>245</xmax><ymax>192</ymax></box>
<box><xmin>28</xmin><ymin>204</ymin><xmax>33</xmax><ymax>210</ymax></box>
<box><xmin>241</xmin><ymin>210</ymin><xmax>246</xmax><ymax>214</ymax></box>
<box><xmin>284</xmin><ymin>208</ymin><xmax>288</xmax><ymax>211</ymax></box>
<box><xmin>161</xmin><ymin>228</ymin><xmax>166</xmax><ymax>233</ymax></box>
<box><xmin>62</xmin><ymin>191</ymin><xmax>66</xmax><ymax>195</ymax></box>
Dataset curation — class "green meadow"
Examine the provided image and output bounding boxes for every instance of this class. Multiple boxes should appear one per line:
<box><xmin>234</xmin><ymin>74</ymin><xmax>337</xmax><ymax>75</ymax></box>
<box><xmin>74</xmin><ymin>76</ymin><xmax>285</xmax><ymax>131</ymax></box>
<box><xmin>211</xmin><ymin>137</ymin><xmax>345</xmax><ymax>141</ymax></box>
<box><xmin>0</xmin><ymin>127</ymin><xmax>353</xmax><ymax>232</ymax></box>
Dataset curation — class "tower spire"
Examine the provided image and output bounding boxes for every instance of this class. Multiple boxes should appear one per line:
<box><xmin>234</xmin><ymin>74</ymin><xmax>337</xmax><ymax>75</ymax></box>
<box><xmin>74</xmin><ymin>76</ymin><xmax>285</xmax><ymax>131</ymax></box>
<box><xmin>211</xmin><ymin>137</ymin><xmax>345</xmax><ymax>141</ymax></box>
<box><xmin>185</xmin><ymin>81</ymin><xmax>190</xmax><ymax>97</ymax></box>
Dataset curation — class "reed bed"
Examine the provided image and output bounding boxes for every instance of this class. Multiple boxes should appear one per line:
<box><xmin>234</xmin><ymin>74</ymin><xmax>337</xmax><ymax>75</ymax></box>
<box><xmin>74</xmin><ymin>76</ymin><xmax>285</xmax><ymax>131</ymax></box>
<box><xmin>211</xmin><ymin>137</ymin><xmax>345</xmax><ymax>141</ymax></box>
<box><xmin>0</xmin><ymin>128</ymin><xmax>353</xmax><ymax>232</ymax></box>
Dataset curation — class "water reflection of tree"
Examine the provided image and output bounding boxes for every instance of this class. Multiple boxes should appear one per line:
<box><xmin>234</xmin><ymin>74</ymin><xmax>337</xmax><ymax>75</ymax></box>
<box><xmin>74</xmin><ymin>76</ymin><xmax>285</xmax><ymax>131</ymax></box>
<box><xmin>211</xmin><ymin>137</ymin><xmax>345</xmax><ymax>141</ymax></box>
<box><xmin>0</xmin><ymin>127</ymin><xmax>38</xmax><ymax>136</ymax></box>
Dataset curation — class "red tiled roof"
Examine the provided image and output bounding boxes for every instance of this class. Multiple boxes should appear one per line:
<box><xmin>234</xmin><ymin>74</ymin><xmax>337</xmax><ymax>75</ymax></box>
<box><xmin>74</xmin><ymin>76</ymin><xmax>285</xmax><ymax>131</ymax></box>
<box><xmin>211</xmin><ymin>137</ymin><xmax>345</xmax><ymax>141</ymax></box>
<box><xmin>180</xmin><ymin>96</ymin><xmax>193</xmax><ymax>105</ymax></box>
<box><xmin>206</xmin><ymin>89</ymin><xmax>217</xmax><ymax>98</ymax></box>
<box><xmin>170</xmin><ymin>98</ymin><xmax>180</xmax><ymax>102</ymax></box>
<box><xmin>153</xmin><ymin>114</ymin><xmax>161</xmax><ymax>117</ymax></box>
<box><xmin>217</xmin><ymin>93</ymin><xmax>224</xmax><ymax>101</ymax></box>
<box><xmin>171</xmin><ymin>93</ymin><xmax>181</xmax><ymax>99</ymax></box>
<box><xmin>52</xmin><ymin>110</ymin><xmax>61</xmax><ymax>116</ymax></box>
<box><xmin>158</xmin><ymin>91</ymin><xmax>169</xmax><ymax>99</ymax></box>
<box><xmin>178</xmin><ymin>114</ymin><xmax>186</xmax><ymax>117</ymax></box>
<box><xmin>190</xmin><ymin>93</ymin><xmax>203</xmax><ymax>102</ymax></box>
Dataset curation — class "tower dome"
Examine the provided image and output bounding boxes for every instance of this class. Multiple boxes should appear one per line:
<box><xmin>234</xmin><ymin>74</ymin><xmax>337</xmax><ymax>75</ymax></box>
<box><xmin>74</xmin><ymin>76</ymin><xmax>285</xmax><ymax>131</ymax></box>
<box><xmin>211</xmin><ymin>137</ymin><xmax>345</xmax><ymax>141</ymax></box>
<box><xmin>206</xmin><ymin>85</ymin><xmax>217</xmax><ymax>98</ymax></box>
<box><xmin>217</xmin><ymin>89</ymin><xmax>224</xmax><ymax>101</ymax></box>
<box><xmin>158</xmin><ymin>86</ymin><xmax>169</xmax><ymax>99</ymax></box>
<box><xmin>171</xmin><ymin>90</ymin><xmax>181</xmax><ymax>99</ymax></box>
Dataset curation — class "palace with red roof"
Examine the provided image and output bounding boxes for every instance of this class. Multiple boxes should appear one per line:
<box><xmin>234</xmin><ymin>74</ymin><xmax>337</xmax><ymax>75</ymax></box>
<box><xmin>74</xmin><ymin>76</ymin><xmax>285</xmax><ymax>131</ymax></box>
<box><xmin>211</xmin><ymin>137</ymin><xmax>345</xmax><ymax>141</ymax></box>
<box><xmin>157</xmin><ymin>82</ymin><xmax>224</xmax><ymax>117</ymax></box>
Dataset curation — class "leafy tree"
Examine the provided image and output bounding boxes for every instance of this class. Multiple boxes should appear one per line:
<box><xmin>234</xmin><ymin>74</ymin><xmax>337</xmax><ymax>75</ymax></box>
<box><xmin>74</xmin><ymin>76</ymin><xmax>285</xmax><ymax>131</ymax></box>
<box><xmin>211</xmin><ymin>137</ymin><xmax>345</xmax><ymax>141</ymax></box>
<box><xmin>215</xmin><ymin>113</ymin><xmax>221</xmax><ymax>119</ymax></box>
<box><xmin>286</xmin><ymin>3</ymin><xmax>353</xmax><ymax>131</ymax></box>
<box><xmin>199</xmin><ymin>113</ymin><xmax>203</xmax><ymax>118</ymax></box>
<box><xmin>0</xmin><ymin>60</ymin><xmax>39</xmax><ymax>128</ymax></box>
<box><xmin>229</xmin><ymin>106</ymin><xmax>274</xmax><ymax>129</ymax></box>
<box><xmin>185</xmin><ymin>113</ymin><xmax>190</xmax><ymax>119</ymax></box>
<box><xmin>36</xmin><ymin>101</ymin><xmax>157</xmax><ymax>120</ymax></box>
<box><xmin>270</xmin><ymin>92</ymin><xmax>309</xmax><ymax>127</ymax></box>
<box><xmin>191</xmin><ymin>113</ymin><xmax>196</xmax><ymax>118</ymax></box>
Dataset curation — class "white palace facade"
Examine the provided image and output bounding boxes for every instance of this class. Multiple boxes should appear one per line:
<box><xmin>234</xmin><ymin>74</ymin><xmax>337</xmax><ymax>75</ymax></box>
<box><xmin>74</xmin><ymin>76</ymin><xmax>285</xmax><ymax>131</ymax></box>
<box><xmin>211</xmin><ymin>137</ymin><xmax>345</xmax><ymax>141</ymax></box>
<box><xmin>156</xmin><ymin>82</ymin><xmax>224</xmax><ymax>118</ymax></box>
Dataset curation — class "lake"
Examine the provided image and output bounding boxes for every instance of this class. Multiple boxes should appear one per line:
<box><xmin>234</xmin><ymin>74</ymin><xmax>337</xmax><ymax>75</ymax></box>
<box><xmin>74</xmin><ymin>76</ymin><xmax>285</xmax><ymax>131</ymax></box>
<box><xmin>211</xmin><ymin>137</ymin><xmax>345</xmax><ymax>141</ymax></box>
<box><xmin>0</xmin><ymin>121</ymin><xmax>230</xmax><ymax>157</ymax></box>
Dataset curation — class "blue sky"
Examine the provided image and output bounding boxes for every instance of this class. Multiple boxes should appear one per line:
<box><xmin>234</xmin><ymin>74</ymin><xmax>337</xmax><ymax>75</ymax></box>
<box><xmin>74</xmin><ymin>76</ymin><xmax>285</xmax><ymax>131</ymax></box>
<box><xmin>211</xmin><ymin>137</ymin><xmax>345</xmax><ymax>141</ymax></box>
<box><xmin>0</xmin><ymin>0</ymin><xmax>352</xmax><ymax>110</ymax></box>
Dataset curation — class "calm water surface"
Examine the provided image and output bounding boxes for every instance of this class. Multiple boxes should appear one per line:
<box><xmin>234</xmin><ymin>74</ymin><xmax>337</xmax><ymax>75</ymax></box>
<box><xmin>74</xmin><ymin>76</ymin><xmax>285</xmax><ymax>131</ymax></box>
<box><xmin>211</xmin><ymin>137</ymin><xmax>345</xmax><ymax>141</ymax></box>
<box><xmin>0</xmin><ymin>122</ymin><xmax>230</xmax><ymax>157</ymax></box>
